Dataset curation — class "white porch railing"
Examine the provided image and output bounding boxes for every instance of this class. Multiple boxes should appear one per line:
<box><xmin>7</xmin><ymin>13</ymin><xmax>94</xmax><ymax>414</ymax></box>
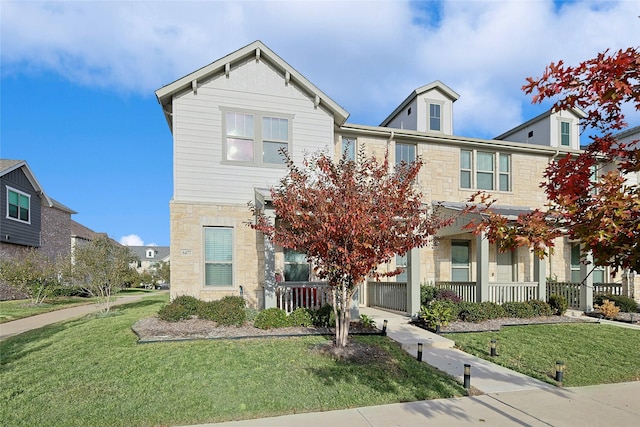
<box><xmin>367</xmin><ymin>281</ymin><xmax>407</xmax><ymax>312</ymax></box>
<box><xmin>435</xmin><ymin>282</ymin><xmax>477</xmax><ymax>302</ymax></box>
<box><xmin>547</xmin><ymin>282</ymin><xmax>622</xmax><ymax>309</ymax></box>
<box><xmin>488</xmin><ymin>282</ymin><xmax>538</xmax><ymax>304</ymax></box>
<box><xmin>275</xmin><ymin>282</ymin><xmax>331</xmax><ymax>314</ymax></box>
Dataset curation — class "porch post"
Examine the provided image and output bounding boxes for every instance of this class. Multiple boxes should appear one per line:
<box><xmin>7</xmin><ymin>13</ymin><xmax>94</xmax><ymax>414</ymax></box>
<box><xmin>476</xmin><ymin>233</ymin><xmax>489</xmax><ymax>302</ymax></box>
<box><xmin>407</xmin><ymin>247</ymin><xmax>421</xmax><ymax>316</ymax></box>
<box><xmin>534</xmin><ymin>256</ymin><xmax>546</xmax><ymax>301</ymax></box>
<box><xmin>579</xmin><ymin>250</ymin><xmax>594</xmax><ymax>312</ymax></box>
<box><xmin>263</xmin><ymin>236</ymin><xmax>277</xmax><ymax>309</ymax></box>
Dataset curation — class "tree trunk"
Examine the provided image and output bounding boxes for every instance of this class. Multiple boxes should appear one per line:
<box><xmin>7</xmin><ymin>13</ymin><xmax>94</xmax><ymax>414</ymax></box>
<box><xmin>334</xmin><ymin>282</ymin><xmax>354</xmax><ymax>348</ymax></box>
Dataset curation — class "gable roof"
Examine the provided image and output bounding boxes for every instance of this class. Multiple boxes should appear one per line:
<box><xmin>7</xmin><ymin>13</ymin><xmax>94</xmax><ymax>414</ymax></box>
<box><xmin>380</xmin><ymin>81</ymin><xmax>460</xmax><ymax>127</ymax></box>
<box><xmin>155</xmin><ymin>40</ymin><xmax>349</xmax><ymax>131</ymax></box>
<box><xmin>127</xmin><ymin>245</ymin><xmax>170</xmax><ymax>262</ymax></box>
<box><xmin>494</xmin><ymin>107</ymin><xmax>587</xmax><ymax>141</ymax></box>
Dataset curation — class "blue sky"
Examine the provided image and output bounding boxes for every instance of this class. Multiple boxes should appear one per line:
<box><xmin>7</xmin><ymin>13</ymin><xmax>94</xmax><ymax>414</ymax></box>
<box><xmin>1</xmin><ymin>0</ymin><xmax>638</xmax><ymax>246</ymax></box>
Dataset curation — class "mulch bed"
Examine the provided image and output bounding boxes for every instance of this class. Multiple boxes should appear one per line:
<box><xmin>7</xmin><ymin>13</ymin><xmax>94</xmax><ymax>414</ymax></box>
<box><xmin>415</xmin><ymin>315</ymin><xmax>593</xmax><ymax>334</ymax></box>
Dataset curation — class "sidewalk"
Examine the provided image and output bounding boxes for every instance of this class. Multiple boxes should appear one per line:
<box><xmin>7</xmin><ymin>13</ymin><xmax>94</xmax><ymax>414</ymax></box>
<box><xmin>0</xmin><ymin>294</ymin><xmax>147</xmax><ymax>340</ymax></box>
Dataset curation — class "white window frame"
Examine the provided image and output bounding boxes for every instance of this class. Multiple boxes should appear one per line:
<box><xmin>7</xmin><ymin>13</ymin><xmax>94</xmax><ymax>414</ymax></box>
<box><xmin>560</xmin><ymin>120</ymin><xmax>571</xmax><ymax>147</ymax></box>
<box><xmin>221</xmin><ymin>108</ymin><xmax>293</xmax><ymax>167</ymax></box>
<box><xmin>451</xmin><ymin>240</ymin><xmax>471</xmax><ymax>282</ymax></box>
<box><xmin>428</xmin><ymin>102</ymin><xmax>442</xmax><ymax>132</ymax></box>
<box><xmin>283</xmin><ymin>248</ymin><xmax>310</xmax><ymax>282</ymax></box>
<box><xmin>459</xmin><ymin>150</ymin><xmax>511</xmax><ymax>192</ymax></box>
<box><xmin>395</xmin><ymin>142</ymin><xmax>416</xmax><ymax>166</ymax></box>
<box><xmin>6</xmin><ymin>186</ymin><xmax>31</xmax><ymax>224</ymax></box>
<box><xmin>204</xmin><ymin>226</ymin><xmax>234</xmax><ymax>288</ymax></box>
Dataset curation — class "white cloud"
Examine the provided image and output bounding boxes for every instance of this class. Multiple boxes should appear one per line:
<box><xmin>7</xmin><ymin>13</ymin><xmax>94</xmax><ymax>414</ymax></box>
<box><xmin>2</xmin><ymin>1</ymin><xmax>638</xmax><ymax>137</ymax></box>
<box><xmin>119</xmin><ymin>234</ymin><xmax>144</xmax><ymax>246</ymax></box>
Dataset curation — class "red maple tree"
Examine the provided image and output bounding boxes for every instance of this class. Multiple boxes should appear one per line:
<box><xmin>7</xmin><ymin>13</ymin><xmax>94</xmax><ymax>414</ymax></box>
<box><xmin>468</xmin><ymin>47</ymin><xmax>640</xmax><ymax>275</ymax></box>
<box><xmin>250</xmin><ymin>150</ymin><xmax>451</xmax><ymax>347</ymax></box>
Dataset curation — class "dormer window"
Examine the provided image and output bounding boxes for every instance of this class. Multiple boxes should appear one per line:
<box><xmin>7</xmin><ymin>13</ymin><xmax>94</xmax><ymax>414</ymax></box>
<box><xmin>146</xmin><ymin>249</ymin><xmax>156</xmax><ymax>258</ymax></box>
<box><xmin>560</xmin><ymin>121</ymin><xmax>571</xmax><ymax>146</ymax></box>
<box><xmin>429</xmin><ymin>103</ymin><xmax>441</xmax><ymax>132</ymax></box>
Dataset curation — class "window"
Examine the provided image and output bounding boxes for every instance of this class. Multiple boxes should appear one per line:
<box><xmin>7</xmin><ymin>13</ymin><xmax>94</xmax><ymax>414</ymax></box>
<box><xmin>560</xmin><ymin>121</ymin><xmax>571</xmax><ymax>146</ymax></box>
<box><xmin>146</xmin><ymin>249</ymin><xmax>156</xmax><ymax>258</ymax></box>
<box><xmin>204</xmin><ymin>227</ymin><xmax>233</xmax><ymax>287</ymax></box>
<box><xmin>342</xmin><ymin>137</ymin><xmax>356</xmax><ymax>161</ymax></box>
<box><xmin>396</xmin><ymin>143</ymin><xmax>416</xmax><ymax>165</ymax></box>
<box><xmin>460</xmin><ymin>150</ymin><xmax>511</xmax><ymax>191</ymax></box>
<box><xmin>284</xmin><ymin>248</ymin><xmax>310</xmax><ymax>281</ymax></box>
<box><xmin>570</xmin><ymin>243</ymin><xmax>581</xmax><ymax>283</ymax></box>
<box><xmin>429</xmin><ymin>103</ymin><xmax>441</xmax><ymax>131</ymax></box>
<box><xmin>223</xmin><ymin>110</ymin><xmax>291</xmax><ymax>165</ymax></box>
<box><xmin>451</xmin><ymin>241</ymin><xmax>470</xmax><ymax>281</ymax></box>
<box><xmin>7</xmin><ymin>187</ymin><xmax>30</xmax><ymax>223</ymax></box>
<box><xmin>395</xmin><ymin>254</ymin><xmax>407</xmax><ymax>282</ymax></box>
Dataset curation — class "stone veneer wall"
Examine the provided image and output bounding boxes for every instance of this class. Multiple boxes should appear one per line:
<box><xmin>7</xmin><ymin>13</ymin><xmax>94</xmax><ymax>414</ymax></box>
<box><xmin>40</xmin><ymin>206</ymin><xmax>72</xmax><ymax>261</ymax></box>
<box><xmin>170</xmin><ymin>200</ymin><xmax>262</xmax><ymax>308</ymax></box>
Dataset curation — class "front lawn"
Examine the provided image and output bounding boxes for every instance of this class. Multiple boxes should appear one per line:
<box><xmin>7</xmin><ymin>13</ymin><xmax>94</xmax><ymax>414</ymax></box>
<box><xmin>0</xmin><ymin>297</ymin><xmax>96</xmax><ymax>323</ymax></box>
<box><xmin>1</xmin><ymin>294</ymin><xmax>465</xmax><ymax>427</ymax></box>
<box><xmin>446</xmin><ymin>323</ymin><xmax>640</xmax><ymax>387</ymax></box>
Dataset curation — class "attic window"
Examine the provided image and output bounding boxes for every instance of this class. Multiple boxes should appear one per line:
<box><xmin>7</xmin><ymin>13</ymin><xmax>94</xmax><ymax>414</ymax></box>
<box><xmin>146</xmin><ymin>249</ymin><xmax>156</xmax><ymax>258</ymax></box>
<box><xmin>528</xmin><ymin>131</ymin><xmax>534</xmax><ymax>138</ymax></box>
<box><xmin>407</xmin><ymin>107</ymin><xmax>411</xmax><ymax>115</ymax></box>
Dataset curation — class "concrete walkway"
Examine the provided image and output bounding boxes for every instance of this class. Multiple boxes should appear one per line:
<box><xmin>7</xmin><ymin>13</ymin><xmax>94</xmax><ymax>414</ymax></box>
<box><xmin>0</xmin><ymin>294</ymin><xmax>147</xmax><ymax>340</ymax></box>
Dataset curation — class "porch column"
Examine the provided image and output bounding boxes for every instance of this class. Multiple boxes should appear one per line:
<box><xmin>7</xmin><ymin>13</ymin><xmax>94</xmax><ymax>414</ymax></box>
<box><xmin>263</xmin><ymin>236</ymin><xmax>277</xmax><ymax>309</ymax></box>
<box><xmin>476</xmin><ymin>233</ymin><xmax>489</xmax><ymax>302</ymax></box>
<box><xmin>534</xmin><ymin>256</ymin><xmax>546</xmax><ymax>301</ymax></box>
<box><xmin>407</xmin><ymin>247</ymin><xmax>421</xmax><ymax>316</ymax></box>
<box><xmin>579</xmin><ymin>250</ymin><xmax>594</xmax><ymax>312</ymax></box>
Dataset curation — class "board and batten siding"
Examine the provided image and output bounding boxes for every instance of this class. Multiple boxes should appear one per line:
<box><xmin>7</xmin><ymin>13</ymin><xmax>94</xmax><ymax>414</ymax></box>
<box><xmin>172</xmin><ymin>56</ymin><xmax>334</xmax><ymax>205</ymax></box>
<box><xmin>0</xmin><ymin>168</ymin><xmax>42</xmax><ymax>247</ymax></box>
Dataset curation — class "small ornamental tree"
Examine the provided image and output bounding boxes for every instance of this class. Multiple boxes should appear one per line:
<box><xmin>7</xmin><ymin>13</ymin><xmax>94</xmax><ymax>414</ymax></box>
<box><xmin>71</xmin><ymin>235</ymin><xmax>137</xmax><ymax>312</ymax></box>
<box><xmin>0</xmin><ymin>249</ymin><xmax>63</xmax><ymax>305</ymax></box>
<box><xmin>250</xmin><ymin>149</ymin><xmax>452</xmax><ymax>348</ymax></box>
<box><xmin>468</xmin><ymin>47</ymin><xmax>640</xmax><ymax>274</ymax></box>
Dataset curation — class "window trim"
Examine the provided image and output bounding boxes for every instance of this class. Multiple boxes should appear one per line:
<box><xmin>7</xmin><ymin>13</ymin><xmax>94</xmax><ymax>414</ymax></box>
<box><xmin>559</xmin><ymin>119</ymin><xmax>571</xmax><ymax>147</ymax></box>
<box><xmin>395</xmin><ymin>142</ymin><xmax>417</xmax><ymax>166</ymax></box>
<box><xmin>203</xmin><ymin>226</ymin><xmax>234</xmax><ymax>288</ymax></box>
<box><xmin>425</xmin><ymin>99</ymin><xmax>444</xmax><ymax>133</ymax></box>
<box><xmin>283</xmin><ymin>248</ymin><xmax>310</xmax><ymax>282</ymax></box>
<box><xmin>220</xmin><ymin>107</ymin><xmax>294</xmax><ymax>168</ymax></box>
<box><xmin>459</xmin><ymin>149</ymin><xmax>511</xmax><ymax>192</ymax></box>
<box><xmin>6</xmin><ymin>186</ymin><xmax>31</xmax><ymax>224</ymax></box>
<box><xmin>451</xmin><ymin>240</ymin><xmax>471</xmax><ymax>281</ymax></box>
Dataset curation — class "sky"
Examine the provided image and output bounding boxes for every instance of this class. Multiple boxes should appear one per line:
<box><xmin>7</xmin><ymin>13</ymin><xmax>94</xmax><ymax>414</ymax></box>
<box><xmin>1</xmin><ymin>0</ymin><xmax>638</xmax><ymax>247</ymax></box>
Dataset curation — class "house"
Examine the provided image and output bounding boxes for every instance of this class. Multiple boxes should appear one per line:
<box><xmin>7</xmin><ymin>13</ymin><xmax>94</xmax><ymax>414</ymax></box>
<box><xmin>156</xmin><ymin>41</ymin><xmax>638</xmax><ymax>313</ymax></box>
<box><xmin>0</xmin><ymin>159</ymin><xmax>76</xmax><ymax>261</ymax></box>
<box><xmin>127</xmin><ymin>245</ymin><xmax>170</xmax><ymax>272</ymax></box>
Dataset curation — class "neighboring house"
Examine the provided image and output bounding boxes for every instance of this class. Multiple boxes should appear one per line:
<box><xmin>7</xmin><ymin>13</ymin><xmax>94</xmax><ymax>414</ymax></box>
<box><xmin>0</xmin><ymin>159</ymin><xmax>76</xmax><ymax>261</ymax></box>
<box><xmin>127</xmin><ymin>245</ymin><xmax>170</xmax><ymax>273</ymax></box>
<box><xmin>156</xmin><ymin>41</ymin><xmax>638</xmax><ymax>312</ymax></box>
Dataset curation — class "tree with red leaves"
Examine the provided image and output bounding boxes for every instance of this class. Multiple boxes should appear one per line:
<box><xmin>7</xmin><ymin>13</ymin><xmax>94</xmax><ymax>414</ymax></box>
<box><xmin>250</xmin><ymin>149</ymin><xmax>451</xmax><ymax>348</ymax></box>
<box><xmin>469</xmin><ymin>48</ymin><xmax>640</xmax><ymax>275</ymax></box>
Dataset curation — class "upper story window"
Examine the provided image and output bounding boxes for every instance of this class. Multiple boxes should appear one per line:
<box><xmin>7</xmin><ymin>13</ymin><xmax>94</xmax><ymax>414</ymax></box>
<box><xmin>146</xmin><ymin>249</ymin><xmax>156</xmax><ymax>258</ymax></box>
<box><xmin>223</xmin><ymin>109</ymin><xmax>292</xmax><ymax>166</ymax></box>
<box><xmin>429</xmin><ymin>103</ymin><xmax>441</xmax><ymax>132</ymax></box>
<box><xmin>342</xmin><ymin>137</ymin><xmax>356</xmax><ymax>161</ymax></box>
<box><xmin>396</xmin><ymin>143</ymin><xmax>416</xmax><ymax>166</ymax></box>
<box><xmin>7</xmin><ymin>187</ymin><xmax>30</xmax><ymax>223</ymax></box>
<box><xmin>560</xmin><ymin>121</ymin><xmax>571</xmax><ymax>146</ymax></box>
<box><xmin>204</xmin><ymin>226</ymin><xmax>233</xmax><ymax>287</ymax></box>
<box><xmin>460</xmin><ymin>150</ymin><xmax>511</xmax><ymax>192</ymax></box>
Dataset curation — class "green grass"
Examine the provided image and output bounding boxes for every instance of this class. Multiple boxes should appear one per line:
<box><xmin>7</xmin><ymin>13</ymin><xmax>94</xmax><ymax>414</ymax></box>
<box><xmin>0</xmin><ymin>297</ymin><xmax>96</xmax><ymax>323</ymax></box>
<box><xmin>446</xmin><ymin>324</ymin><xmax>640</xmax><ymax>387</ymax></box>
<box><xmin>1</xmin><ymin>294</ymin><xmax>465</xmax><ymax>427</ymax></box>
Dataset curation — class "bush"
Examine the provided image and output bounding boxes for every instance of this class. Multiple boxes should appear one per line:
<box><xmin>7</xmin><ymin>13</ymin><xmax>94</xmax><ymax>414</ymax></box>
<box><xmin>309</xmin><ymin>304</ymin><xmax>335</xmax><ymax>327</ymax></box>
<box><xmin>158</xmin><ymin>302</ymin><xmax>193</xmax><ymax>322</ymax></box>
<box><xmin>172</xmin><ymin>295</ymin><xmax>201</xmax><ymax>315</ymax></box>
<box><xmin>288</xmin><ymin>308</ymin><xmax>313</xmax><ymax>327</ymax></box>
<box><xmin>420</xmin><ymin>284</ymin><xmax>438</xmax><ymax>305</ymax></box>
<box><xmin>548</xmin><ymin>294</ymin><xmax>568</xmax><ymax>315</ymax></box>
<box><xmin>456</xmin><ymin>301</ymin><xmax>505</xmax><ymax>322</ymax></box>
<box><xmin>595</xmin><ymin>299</ymin><xmax>620</xmax><ymax>320</ymax></box>
<box><xmin>594</xmin><ymin>294</ymin><xmax>638</xmax><ymax>313</ymax></box>
<box><xmin>502</xmin><ymin>301</ymin><xmax>534</xmax><ymax>318</ymax></box>
<box><xmin>419</xmin><ymin>300</ymin><xmax>455</xmax><ymax>329</ymax></box>
<box><xmin>527</xmin><ymin>299</ymin><xmax>553</xmax><ymax>317</ymax></box>
<box><xmin>196</xmin><ymin>296</ymin><xmax>246</xmax><ymax>326</ymax></box>
<box><xmin>435</xmin><ymin>289</ymin><xmax>463</xmax><ymax>303</ymax></box>
<box><xmin>245</xmin><ymin>307</ymin><xmax>260</xmax><ymax>322</ymax></box>
<box><xmin>254</xmin><ymin>308</ymin><xmax>289</xmax><ymax>329</ymax></box>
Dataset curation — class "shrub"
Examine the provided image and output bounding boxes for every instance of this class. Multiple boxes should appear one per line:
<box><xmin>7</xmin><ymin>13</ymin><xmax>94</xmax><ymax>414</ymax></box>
<box><xmin>419</xmin><ymin>300</ymin><xmax>455</xmax><ymax>329</ymax></box>
<box><xmin>195</xmin><ymin>300</ymin><xmax>219</xmax><ymax>321</ymax></box>
<box><xmin>595</xmin><ymin>299</ymin><xmax>620</xmax><ymax>320</ymax></box>
<box><xmin>435</xmin><ymin>289</ymin><xmax>463</xmax><ymax>303</ymax></box>
<box><xmin>527</xmin><ymin>299</ymin><xmax>553</xmax><ymax>317</ymax></box>
<box><xmin>245</xmin><ymin>307</ymin><xmax>260</xmax><ymax>322</ymax></box>
<box><xmin>288</xmin><ymin>308</ymin><xmax>313</xmax><ymax>327</ymax></box>
<box><xmin>420</xmin><ymin>284</ymin><xmax>438</xmax><ymax>305</ymax></box>
<box><xmin>309</xmin><ymin>304</ymin><xmax>335</xmax><ymax>327</ymax></box>
<box><xmin>595</xmin><ymin>294</ymin><xmax>638</xmax><ymax>313</ymax></box>
<box><xmin>502</xmin><ymin>301</ymin><xmax>534</xmax><ymax>318</ymax></box>
<box><xmin>214</xmin><ymin>296</ymin><xmax>246</xmax><ymax>326</ymax></box>
<box><xmin>172</xmin><ymin>295</ymin><xmax>201</xmax><ymax>315</ymax></box>
<box><xmin>359</xmin><ymin>313</ymin><xmax>376</xmax><ymax>328</ymax></box>
<box><xmin>158</xmin><ymin>302</ymin><xmax>193</xmax><ymax>322</ymax></box>
<box><xmin>548</xmin><ymin>294</ymin><xmax>568</xmax><ymax>315</ymax></box>
<box><xmin>456</xmin><ymin>301</ymin><xmax>505</xmax><ymax>322</ymax></box>
<box><xmin>254</xmin><ymin>308</ymin><xmax>289</xmax><ymax>329</ymax></box>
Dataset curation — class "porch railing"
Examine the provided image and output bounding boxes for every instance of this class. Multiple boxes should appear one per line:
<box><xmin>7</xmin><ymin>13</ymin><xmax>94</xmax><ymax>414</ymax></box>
<box><xmin>594</xmin><ymin>283</ymin><xmax>622</xmax><ymax>296</ymax></box>
<box><xmin>488</xmin><ymin>282</ymin><xmax>538</xmax><ymax>304</ymax></box>
<box><xmin>547</xmin><ymin>282</ymin><xmax>623</xmax><ymax>309</ymax></box>
<box><xmin>367</xmin><ymin>281</ymin><xmax>407</xmax><ymax>312</ymax></box>
<box><xmin>435</xmin><ymin>282</ymin><xmax>477</xmax><ymax>302</ymax></box>
<box><xmin>276</xmin><ymin>282</ymin><xmax>331</xmax><ymax>314</ymax></box>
